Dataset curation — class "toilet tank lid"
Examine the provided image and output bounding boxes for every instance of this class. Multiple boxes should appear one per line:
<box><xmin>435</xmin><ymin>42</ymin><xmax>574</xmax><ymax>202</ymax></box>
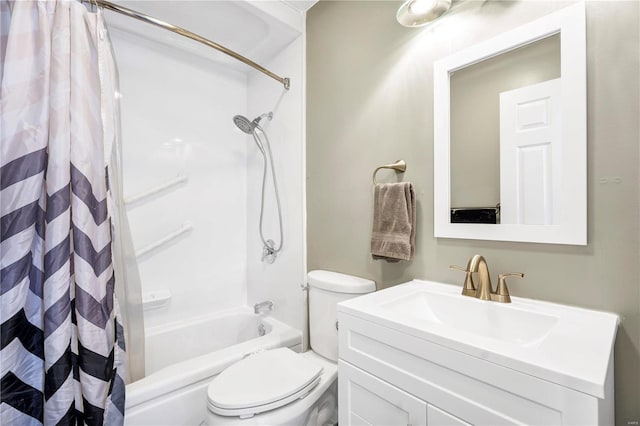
<box><xmin>307</xmin><ymin>270</ymin><xmax>375</xmax><ymax>294</ymax></box>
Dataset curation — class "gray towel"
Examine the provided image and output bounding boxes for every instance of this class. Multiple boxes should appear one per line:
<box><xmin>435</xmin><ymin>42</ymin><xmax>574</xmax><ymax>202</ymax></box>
<box><xmin>371</xmin><ymin>182</ymin><xmax>416</xmax><ymax>262</ymax></box>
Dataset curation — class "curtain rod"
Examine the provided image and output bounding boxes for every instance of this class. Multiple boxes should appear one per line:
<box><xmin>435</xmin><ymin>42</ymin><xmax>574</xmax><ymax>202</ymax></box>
<box><xmin>86</xmin><ymin>0</ymin><xmax>290</xmax><ymax>90</ymax></box>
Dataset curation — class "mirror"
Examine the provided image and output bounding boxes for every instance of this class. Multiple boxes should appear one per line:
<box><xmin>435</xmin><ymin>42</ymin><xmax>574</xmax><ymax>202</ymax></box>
<box><xmin>434</xmin><ymin>3</ymin><xmax>587</xmax><ymax>245</ymax></box>
<box><xmin>450</xmin><ymin>34</ymin><xmax>561</xmax><ymax>224</ymax></box>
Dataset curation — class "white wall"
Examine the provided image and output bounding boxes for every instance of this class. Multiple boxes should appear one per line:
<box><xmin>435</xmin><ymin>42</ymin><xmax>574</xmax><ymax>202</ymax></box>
<box><xmin>110</xmin><ymin>28</ymin><xmax>248</xmax><ymax>329</ymax></box>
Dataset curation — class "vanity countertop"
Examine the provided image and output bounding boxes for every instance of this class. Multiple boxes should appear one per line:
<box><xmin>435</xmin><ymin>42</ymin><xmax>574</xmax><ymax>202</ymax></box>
<box><xmin>338</xmin><ymin>279</ymin><xmax>619</xmax><ymax>398</ymax></box>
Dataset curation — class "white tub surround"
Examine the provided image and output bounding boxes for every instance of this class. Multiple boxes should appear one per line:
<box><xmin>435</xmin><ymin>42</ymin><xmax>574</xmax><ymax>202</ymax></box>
<box><xmin>107</xmin><ymin>0</ymin><xmax>309</xmax><ymax>331</ymax></box>
<box><xmin>245</xmin><ymin>12</ymin><xmax>308</xmax><ymax>350</ymax></box>
<box><xmin>105</xmin><ymin>1</ymin><xmax>312</xmax><ymax>423</ymax></box>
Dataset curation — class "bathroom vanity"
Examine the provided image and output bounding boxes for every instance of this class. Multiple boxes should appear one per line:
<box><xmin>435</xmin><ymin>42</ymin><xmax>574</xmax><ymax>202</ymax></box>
<box><xmin>337</xmin><ymin>280</ymin><xmax>618</xmax><ymax>425</ymax></box>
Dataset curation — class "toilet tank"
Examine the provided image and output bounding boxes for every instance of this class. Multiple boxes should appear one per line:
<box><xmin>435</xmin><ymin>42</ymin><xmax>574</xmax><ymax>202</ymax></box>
<box><xmin>308</xmin><ymin>270</ymin><xmax>375</xmax><ymax>361</ymax></box>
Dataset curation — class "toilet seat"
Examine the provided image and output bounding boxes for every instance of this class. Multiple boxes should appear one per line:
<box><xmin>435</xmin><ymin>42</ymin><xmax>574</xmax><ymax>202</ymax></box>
<box><xmin>207</xmin><ymin>348</ymin><xmax>323</xmax><ymax>418</ymax></box>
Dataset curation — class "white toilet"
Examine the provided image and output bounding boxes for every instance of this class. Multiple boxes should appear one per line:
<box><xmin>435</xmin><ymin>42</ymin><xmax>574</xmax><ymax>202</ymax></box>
<box><xmin>205</xmin><ymin>270</ymin><xmax>375</xmax><ymax>425</ymax></box>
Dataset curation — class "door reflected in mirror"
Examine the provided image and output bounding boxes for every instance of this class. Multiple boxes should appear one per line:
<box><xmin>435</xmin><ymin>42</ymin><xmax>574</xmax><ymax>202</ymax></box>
<box><xmin>450</xmin><ymin>34</ymin><xmax>560</xmax><ymax>225</ymax></box>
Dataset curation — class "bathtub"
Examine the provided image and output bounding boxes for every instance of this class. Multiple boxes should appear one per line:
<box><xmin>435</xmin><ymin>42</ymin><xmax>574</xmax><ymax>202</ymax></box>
<box><xmin>124</xmin><ymin>307</ymin><xmax>302</xmax><ymax>426</ymax></box>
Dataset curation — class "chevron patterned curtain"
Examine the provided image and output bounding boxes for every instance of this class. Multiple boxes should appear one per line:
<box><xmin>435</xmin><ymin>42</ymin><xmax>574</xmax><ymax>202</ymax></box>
<box><xmin>1</xmin><ymin>1</ymin><xmax>126</xmax><ymax>425</ymax></box>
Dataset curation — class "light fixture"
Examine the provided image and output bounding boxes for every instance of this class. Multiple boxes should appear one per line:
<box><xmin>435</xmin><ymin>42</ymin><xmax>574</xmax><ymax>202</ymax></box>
<box><xmin>396</xmin><ymin>0</ymin><xmax>452</xmax><ymax>27</ymax></box>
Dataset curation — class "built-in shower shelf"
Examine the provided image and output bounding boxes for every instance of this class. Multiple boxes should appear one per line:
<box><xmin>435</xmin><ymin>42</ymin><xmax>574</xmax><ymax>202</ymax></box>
<box><xmin>135</xmin><ymin>222</ymin><xmax>193</xmax><ymax>259</ymax></box>
<box><xmin>125</xmin><ymin>174</ymin><xmax>188</xmax><ymax>206</ymax></box>
<box><xmin>142</xmin><ymin>290</ymin><xmax>172</xmax><ymax>311</ymax></box>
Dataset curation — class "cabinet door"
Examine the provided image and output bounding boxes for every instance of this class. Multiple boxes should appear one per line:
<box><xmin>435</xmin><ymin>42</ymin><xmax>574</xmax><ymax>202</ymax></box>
<box><xmin>339</xmin><ymin>360</ymin><xmax>427</xmax><ymax>426</ymax></box>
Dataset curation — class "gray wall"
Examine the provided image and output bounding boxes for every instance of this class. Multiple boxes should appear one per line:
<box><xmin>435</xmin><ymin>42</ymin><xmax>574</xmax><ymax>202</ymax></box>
<box><xmin>307</xmin><ymin>1</ymin><xmax>639</xmax><ymax>424</ymax></box>
<box><xmin>450</xmin><ymin>34</ymin><xmax>560</xmax><ymax>208</ymax></box>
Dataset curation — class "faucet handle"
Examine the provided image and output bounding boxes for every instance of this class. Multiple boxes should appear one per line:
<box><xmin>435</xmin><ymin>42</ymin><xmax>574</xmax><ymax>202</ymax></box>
<box><xmin>492</xmin><ymin>272</ymin><xmax>524</xmax><ymax>303</ymax></box>
<box><xmin>449</xmin><ymin>264</ymin><xmax>476</xmax><ymax>297</ymax></box>
<box><xmin>449</xmin><ymin>264</ymin><xmax>467</xmax><ymax>272</ymax></box>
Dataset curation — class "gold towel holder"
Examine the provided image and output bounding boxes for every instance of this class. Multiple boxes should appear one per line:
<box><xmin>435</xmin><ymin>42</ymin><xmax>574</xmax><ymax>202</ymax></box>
<box><xmin>372</xmin><ymin>160</ymin><xmax>407</xmax><ymax>185</ymax></box>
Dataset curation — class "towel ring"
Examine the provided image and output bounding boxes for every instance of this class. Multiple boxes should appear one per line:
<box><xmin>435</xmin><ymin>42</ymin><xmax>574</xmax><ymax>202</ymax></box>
<box><xmin>372</xmin><ymin>160</ymin><xmax>407</xmax><ymax>185</ymax></box>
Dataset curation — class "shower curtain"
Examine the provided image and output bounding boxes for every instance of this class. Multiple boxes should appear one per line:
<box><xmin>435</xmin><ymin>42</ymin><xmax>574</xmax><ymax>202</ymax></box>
<box><xmin>1</xmin><ymin>1</ymin><xmax>143</xmax><ymax>424</ymax></box>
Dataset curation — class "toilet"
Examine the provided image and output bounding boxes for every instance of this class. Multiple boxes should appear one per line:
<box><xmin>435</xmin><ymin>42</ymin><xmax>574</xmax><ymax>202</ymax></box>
<box><xmin>205</xmin><ymin>270</ymin><xmax>376</xmax><ymax>425</ymax></box>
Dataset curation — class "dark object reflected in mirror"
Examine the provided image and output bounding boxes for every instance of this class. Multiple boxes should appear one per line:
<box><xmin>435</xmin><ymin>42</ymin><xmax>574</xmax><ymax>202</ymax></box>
<box><xmin>451</xmin><ymin>205</ymin><xmax>500</xmax><ymax>224</ymax></box>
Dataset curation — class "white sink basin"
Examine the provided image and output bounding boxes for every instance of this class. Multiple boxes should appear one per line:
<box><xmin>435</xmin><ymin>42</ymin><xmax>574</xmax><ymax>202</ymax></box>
<box><xmin>379</xmin><ymin>291</ymin><xmax>559</xmax><ymax>347</ymax></box>
<box><xmin>338</xmin><ymin>280</ymin><xmax>619</xmax><ymax>398</ymax></box>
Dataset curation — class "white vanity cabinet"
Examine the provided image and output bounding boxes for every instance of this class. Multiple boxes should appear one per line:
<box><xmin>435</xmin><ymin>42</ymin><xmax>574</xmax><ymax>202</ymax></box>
<box><xmin>339</xmin><ymin>360</ymin><xmax>428</xmax><ymax>426</ymax></box>
<box><xmin>337</xmin><ymin>280</ymin><xmax>618</xmax><ymax>426</ymax></box>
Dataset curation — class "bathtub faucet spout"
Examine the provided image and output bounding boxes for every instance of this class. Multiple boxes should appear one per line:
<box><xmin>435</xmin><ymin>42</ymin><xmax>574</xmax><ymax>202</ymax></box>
<box><xmin>254</xmin><ymin>300</ymin><xmax>274</xmax><ymax>315</ymax></box>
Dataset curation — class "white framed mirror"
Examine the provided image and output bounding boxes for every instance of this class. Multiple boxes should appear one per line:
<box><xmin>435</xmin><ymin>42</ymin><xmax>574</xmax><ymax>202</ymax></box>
<box><xmin>434</xmin><ymin>3</ymin><xmax>587</xmax><ymax>245</ymax></box>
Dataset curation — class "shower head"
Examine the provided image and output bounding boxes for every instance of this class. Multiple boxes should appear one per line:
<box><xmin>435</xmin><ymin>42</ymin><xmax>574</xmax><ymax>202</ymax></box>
<box><xmin>233</xmin><ymin>112</ymin><xmax>273</xmax><ymax>155</ymax></box>
<box><xmin>233</xmin><ymin>115</ymin><xmax>256</xmax><ymax>134</ymax></box>
<box><xmin>233</xmin><ymin>112</ymin><xmax>273</xmax><ymax>134</ymax></box>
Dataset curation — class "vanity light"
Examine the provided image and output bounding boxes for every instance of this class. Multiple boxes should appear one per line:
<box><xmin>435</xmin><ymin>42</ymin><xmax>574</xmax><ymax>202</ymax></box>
<box><xmin>396</xmin><ymin>0</ymin><xmax>452</xmax><ymax>27</ymax></box>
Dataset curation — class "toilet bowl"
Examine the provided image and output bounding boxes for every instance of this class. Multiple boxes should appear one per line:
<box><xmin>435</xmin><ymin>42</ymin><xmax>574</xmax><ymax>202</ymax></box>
<box><xmin>205</xmin><ymin>270</ymin><xmax>375</xmax><ymax>426</ymax></box>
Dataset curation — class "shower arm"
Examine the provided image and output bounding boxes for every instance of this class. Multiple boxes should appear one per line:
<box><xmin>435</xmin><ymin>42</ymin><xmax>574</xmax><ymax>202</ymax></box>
<box><xmin>83</xmin><ymin>0</ymin><xmax>290</xmax><ymax>90</ymax></box>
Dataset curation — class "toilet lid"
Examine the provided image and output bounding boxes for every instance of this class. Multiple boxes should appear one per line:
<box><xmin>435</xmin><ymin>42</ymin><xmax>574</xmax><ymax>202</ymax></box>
<box><xmin>207</xmin><ymin>348</ymin><xmax>323</xmax><ymax>417</ymax></box>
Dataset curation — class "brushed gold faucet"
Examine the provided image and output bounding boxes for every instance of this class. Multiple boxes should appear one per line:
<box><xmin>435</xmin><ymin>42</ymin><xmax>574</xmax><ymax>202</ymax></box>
<box><xmin>450</xmin><ymin>255</ymin><xmax>524</xmax><ymax>303</ymax></box>
<box><xmin>469</xmin><ymin>255</ymin><xmax>493</xmax><ymax>300</ymax></box>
